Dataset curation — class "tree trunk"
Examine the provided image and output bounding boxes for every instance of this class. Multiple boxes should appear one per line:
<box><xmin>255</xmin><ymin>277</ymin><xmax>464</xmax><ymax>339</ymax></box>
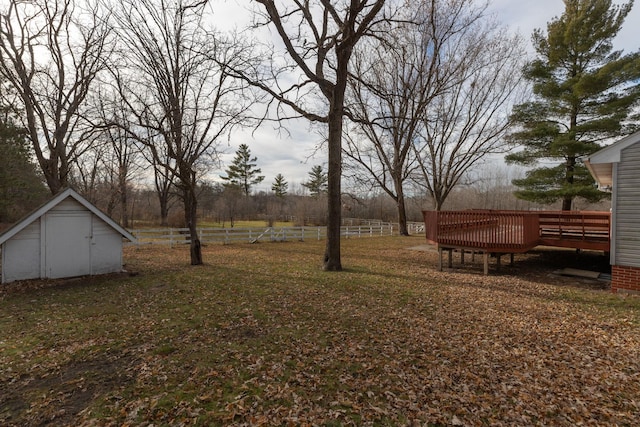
<box><xmin>119</xmin><ymin>166</ymin><xmax>129</xmax><ymax>228</ymax></box>
<box><xmin>159</xmin><ymin>195</ymin><xmax>169</xmax><ymax>227</ymax></box>
<box><xmin>563</xmin><ymin>155</ymin><xmax>576</xmax><ymax>211</ymax></box>
<box><xmin>43</xmin><ymin>158</ymin><xmax>63</xmax><ymax>195</ymax></box>
<box><xmin>323</xmin><ymin>98</ymin><xmax>344</xmax><ymax>271</ymax></box>
<box><xmin>322</xmin><ymin>33</ymin><xmax>356</xmax><ymax>271</ymax></box>
<box><xmin>395</xmin><ymin>177</ymin><xmax>409</xmax><ymax>236</ymax></box>
<box><xmin>184</xmin><ymin>182</ymin><xmax>202</xmax><ymax>266</ymax></box>
<box><xmin>120</xmin><ymin>187</ymin><xmax>129</xmax><ymax>228</ymax></box>
<box><xmin>434</xmin><ymin>196</ymin><xmax>444</xmax><ymax>212</ymax></box>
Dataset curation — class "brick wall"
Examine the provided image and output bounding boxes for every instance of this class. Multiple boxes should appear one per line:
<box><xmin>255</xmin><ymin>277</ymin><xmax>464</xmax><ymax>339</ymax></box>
<box><xmin>612</xmin><ymin>265</ymin><xmax>640</xmax><ymax>293</ymax></box>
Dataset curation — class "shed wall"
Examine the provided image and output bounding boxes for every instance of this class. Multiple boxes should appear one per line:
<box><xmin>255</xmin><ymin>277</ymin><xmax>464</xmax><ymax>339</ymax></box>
<box><xmin>91</xmin><ymin>218</ymin><xmax>124</xmax><ymax>275</ymax></box>
<box><xmin>51</xmin><ymin>198</ymin><xmax>85</xmax><ymax>212</ymax></box>
<box><xmin>1</xmin><ymin>196</ymin><xmax>126</xmax><ymax>283</ymax></box>
<box><xmin>1</xmin><ymin>221</ymin><xmax>41</xmax><ymax>282</ymax></box>
<box><xmin>614</xmin><ymin>143</ymin><xmax>640</xmax><ymax>268</ymax></box>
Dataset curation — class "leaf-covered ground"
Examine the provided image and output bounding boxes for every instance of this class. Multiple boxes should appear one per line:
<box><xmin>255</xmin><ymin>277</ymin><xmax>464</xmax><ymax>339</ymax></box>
<box><xmin>1</xmin><ymin>236</ymin><xmax>639</xmax><ymax>426</ymax></box>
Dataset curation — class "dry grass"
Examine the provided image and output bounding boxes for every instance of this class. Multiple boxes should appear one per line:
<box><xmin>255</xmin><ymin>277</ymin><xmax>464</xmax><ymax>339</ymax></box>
<box><xmin>1</xmin><ymin>236</ymin><xmax>639</xmax><ymax>426</ymax></box>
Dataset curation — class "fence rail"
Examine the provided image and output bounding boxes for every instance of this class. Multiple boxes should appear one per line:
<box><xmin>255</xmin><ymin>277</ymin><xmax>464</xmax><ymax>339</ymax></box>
<box><xmin>126</xmin><ymin>224</ymin><xmax>395</xmax><ymax>246</ymax></box>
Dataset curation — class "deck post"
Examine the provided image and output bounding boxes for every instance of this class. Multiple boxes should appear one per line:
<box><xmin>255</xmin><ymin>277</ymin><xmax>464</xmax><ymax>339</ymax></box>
<box><xmin>438</xmin><ymin>248</ymin><xmax>443</xmax><ymax>271</ymax></box>
<box><xmin>461</xmin><ymin>250</ymin><xmax>465</xmax><ymax>265</ymax></box>
<box><xmin>496</xmin><ymin>254</ymin><xmax>501</xmax><ymax>272</ymax></box>
<box><xmin>510</xmin><ymin>253</ymin><xmax>514</xmax><ymax>266</ymax></box>
<box><xmin>483</xmin><ymin>252</ymin><xmax>489</xmax><ymax>275</ymax></box>
<box><xmin>448</xmin><ymin>249</ymin><xmax>453</xmax><ymax>268</ymax></box>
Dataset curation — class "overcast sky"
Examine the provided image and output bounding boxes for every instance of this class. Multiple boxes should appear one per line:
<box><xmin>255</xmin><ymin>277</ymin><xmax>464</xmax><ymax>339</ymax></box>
<box><xmin>213</xmin><ymin>0</ymin><xmax>640</xmax><ymax>191</ymax></box>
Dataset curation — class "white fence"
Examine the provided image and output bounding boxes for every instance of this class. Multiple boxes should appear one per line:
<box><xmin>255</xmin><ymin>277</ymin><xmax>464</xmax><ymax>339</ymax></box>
<box><xmin>127</xmin><ymin>224</ymin><xmax>396</xmax><ymax>246</ymax></box>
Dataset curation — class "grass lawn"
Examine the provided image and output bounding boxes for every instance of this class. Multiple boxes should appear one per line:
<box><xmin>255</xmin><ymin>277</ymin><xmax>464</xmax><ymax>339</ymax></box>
<box><xmin>1</xmin><ymin>236</ymin><xmax>639</xmax><ymax>426</ymax></box>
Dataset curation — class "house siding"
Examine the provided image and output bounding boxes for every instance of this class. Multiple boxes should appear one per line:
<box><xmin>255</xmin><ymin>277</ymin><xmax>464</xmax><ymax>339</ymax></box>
<box><xmin>614</xmin><ymin>142</ymin><xmax>640</xmax><ymax>269</ymax></box>
<box><xmin>611</xmin><ymin>143</ymin><xmax>640</xmax><ymax>293</ymax></box>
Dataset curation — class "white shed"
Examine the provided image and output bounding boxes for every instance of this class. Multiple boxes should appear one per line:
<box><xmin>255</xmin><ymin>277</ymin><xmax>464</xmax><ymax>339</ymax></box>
<box><xmin>585</xmin><ymin>130</ymin><xmax>640</xmax><ymax>293</ymax></box>
<box><xmin>0</xmin><ymin>188</ymin><xmax>136</xmax><ymax>283</ymax></box>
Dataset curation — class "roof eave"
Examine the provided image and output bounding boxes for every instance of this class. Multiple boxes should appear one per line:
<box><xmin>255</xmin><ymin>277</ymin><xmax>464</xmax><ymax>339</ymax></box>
<box><xmin>0</xmin><ymin>188</ymin><xmax>137</xmax><ymax>246</ymax></box>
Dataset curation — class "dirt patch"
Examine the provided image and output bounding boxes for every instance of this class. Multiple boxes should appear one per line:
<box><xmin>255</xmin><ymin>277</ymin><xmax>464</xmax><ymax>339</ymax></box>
<box><xmin>409</xmin><ymin>244</ymin><xmax>610</xmax><ymax>290</ymax></box>
<box><xmin>502</xmin><ymin>248</ymin><xmax>610</xmax><ymax>289</ymax></box>
<box><xmin>0</xmin><ymin>272</ymin><xmax>134</xmax><ymax>300</ymax></box>
<box><xmin>1</xmin><ymin>351</ymin><xmax>137</xmax><ymax>427</ymax></box>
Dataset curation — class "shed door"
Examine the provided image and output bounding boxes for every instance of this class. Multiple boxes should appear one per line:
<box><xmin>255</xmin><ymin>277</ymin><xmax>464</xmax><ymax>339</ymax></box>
<box><xmin>45</xmin><ymin>212</ymin><xmax>92</xmax><ymax>278</ymax></box>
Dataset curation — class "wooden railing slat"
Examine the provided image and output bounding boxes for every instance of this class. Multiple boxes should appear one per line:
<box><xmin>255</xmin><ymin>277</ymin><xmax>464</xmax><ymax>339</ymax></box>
<box><xmin>423</xmin><ymin>210</ymin><xmax>610</xmax><ymax>253</ymax></box>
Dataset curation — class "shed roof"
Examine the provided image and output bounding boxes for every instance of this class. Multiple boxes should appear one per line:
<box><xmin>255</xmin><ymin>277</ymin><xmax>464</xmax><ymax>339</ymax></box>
<box><xmin>585</xmin><ymin>130</ymin><xmax>640</xmax><ymax>189</ymax></box>
<box><xmin>0</xmin><ymin>188</ymin><xmax>136</xmax><ymax>246</ymax></box>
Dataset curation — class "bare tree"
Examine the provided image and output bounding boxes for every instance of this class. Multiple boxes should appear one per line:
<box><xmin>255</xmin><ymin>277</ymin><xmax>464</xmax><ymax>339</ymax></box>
<box><xmin>413</xmin><ymin>11</ymin><xmax>525</xmax><ymax>210</ymax></box>
<box><xmin>70</xmin><ymin>88</ymin><xmax>146</xmax><ymax>226</ymax></box>
<box><xmin>96</xmin><ymin>114</ymin><xmax>144</xmax><ymax>227</ymax></box>
<box><xmin>345</xmin><ymin>0</ymin><xmax>489</xmax><ymax>234</ymax></box>
<box><xmin>146</xmin><ymin>142</ymin><xmax>176</xmax><ymax>227</ymax></box>
<box><xmin>235</xmin><ymin>0</ymin><xmax>388</xmax><ymax>270</ymax></box>
<box><xmin>109</xmin><ymin>0</ymin><xmax>252</xmax><ymax>264</ymax></box>
<box><xmin>0</xmin><ymin>0</ymin><xmax>112</xmax><ymax>194</ymax></box>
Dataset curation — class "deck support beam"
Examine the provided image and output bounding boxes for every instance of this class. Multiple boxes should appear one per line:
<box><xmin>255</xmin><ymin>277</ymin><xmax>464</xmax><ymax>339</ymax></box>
<box><xmin>483</xmin><ymin>252</ymin><xmax>489</xmax><ymax>275</ymax></box>
<box><xmin>438</xmin><ymin>247</ymin><xmax>514</xmax><ymax>276</ymax></box>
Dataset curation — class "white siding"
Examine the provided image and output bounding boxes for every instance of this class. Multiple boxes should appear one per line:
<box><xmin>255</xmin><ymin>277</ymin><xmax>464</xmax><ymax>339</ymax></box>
<box><xmin>1</xmin><ymin>221</ymin><xmax>41</xmax><ymax>282</ymax></box>
<box><xmin>1</xmin><ymin>198</ymin><xmax>126</xmax><ymax>283</ymax></box>
<box><xmin>615</xmin><ymin>142</ymin><xmax>640</xmax><ymax>267</ymax></box>
<box><xmin>51</xmin><ymin>198</ymin><xmax>85</xmax><ymax>211</ymax></box>
<box><xmin>90</xmin><ymin>218</ymin><xmax>124</xmax><ymax>275</ymax></box>
<box><xmin>44</xmin><ymin>212</ymin><xmax>92</xmax><ymax>279</ymax></box>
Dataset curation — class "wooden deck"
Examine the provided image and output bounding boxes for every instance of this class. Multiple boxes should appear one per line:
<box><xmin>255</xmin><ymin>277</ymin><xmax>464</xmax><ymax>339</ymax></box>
<box><xmin>422</xmin><ymin>210</ymin><xmax>611</xmax><ymax>274</ymax></box>
<box><xmin>537</xmin><ymin>211</ymin><xmax>610</xmax><ymax>251</ymax></box>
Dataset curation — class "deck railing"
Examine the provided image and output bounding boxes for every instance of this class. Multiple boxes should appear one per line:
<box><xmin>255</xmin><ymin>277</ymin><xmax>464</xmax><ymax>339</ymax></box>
<box><xmin>423</xmin><ymin>210</ymin><xmax>610</xmax><ymax>253</ymax></box>
<box><xmin>537</xmin><ymin>211</ymin><xmax>610</xmax><ymax>250</ymax></box>
<box><xmin>423</xmin><ymin>210</ymin><xmax>540</xmax><ymax>252</ymax></box>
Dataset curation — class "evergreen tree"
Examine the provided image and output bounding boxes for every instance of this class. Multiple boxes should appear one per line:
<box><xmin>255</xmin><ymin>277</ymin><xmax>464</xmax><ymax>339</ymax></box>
<box><xmin>221</xmin><ymin>143</ymin><xmax>265</xmax><ymax>196</ymax></box>
<box><xmin>271</xmin><ymin>173</ymin><xmax>288</xmax><ymax>198</ymax></box>
<box><xmin>0</xmin><ymin>106</ymin><xmax>47</xmax><ymax>222</ymax></box>
<box><xmin>302</xmin><ymin>165</ymin><xmax>328</xmax><ymax>197</ymax></box>
<box><xmin>506</xmin><ymin>0</ymin><xmax>640</xmax><ymax>210</ymax></box>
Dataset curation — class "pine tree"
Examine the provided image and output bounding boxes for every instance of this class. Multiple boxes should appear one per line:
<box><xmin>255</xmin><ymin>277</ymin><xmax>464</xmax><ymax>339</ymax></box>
<box><xmin>506</xmin><ymin>0</ymin><xmax>640</xmax><ymax>210</ymax></box>
<box><xmin>302</xmin><ymin>165</ymin><xmax>328</xmax><ymax>198</ymax></box>
<box><xmin>221</xmin><ymin>144</ymin><xmax>265</xmax><ymax>196</ymax></box>
<box><xmin>0</xmin><ymin>107</ymin><xmax>47</xmax><ymax>222</ymax></box>
<box><xmin>271</xmin><ymin>173</ymin><xmax>288</xmax><ymax>198</ymax></box>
